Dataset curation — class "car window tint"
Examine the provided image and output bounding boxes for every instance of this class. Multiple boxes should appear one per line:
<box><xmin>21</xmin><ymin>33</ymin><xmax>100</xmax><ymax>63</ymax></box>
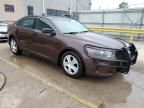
<box><xmin>35</xmin><ymin>19</ymin><xmax>52</xmax><ymax>31</ymax></box>
<box><xmin>17</xmin><ymin>18</ymin><xmax>35</xmax><ymax>28</ymax></box>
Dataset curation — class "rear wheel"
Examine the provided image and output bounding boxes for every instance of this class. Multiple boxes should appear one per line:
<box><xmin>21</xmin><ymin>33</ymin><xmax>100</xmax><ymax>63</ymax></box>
<box><xmin>10</xmin><ymin>38</ymin><xmax>22</xmax><ymax>55</ymax></box>
<box><xmin>61</xmin><ymin>51</ymin><xmax>84</xmax><ymax>78</ymax></box>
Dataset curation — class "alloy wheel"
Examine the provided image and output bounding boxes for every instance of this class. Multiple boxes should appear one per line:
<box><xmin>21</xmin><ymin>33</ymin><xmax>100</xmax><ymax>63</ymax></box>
<box><xmin>10</xmin><ymin>39</ymin><xmax>17</xmax><ymax>53</ymax></box>
<box><xmin>63</xmin><ymin>55</ymin><xmax>79</xmax><ymax>75</ymax></box>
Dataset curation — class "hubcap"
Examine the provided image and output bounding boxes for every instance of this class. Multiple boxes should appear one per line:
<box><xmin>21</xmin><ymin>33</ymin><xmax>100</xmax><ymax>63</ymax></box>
<box><xmin>10</xmin><ymin>40</ymin><xmax>17</xmax><ymax>53</ymax></box>
<box><xmin>63</xmin><ymin>55</ymin><xmax>79</xmax><ymax>75</ymax></box>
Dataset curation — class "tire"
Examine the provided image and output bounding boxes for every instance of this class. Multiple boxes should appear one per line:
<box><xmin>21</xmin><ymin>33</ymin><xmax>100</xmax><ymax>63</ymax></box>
<box><xmin>61</xmin><ymin>51</ymin><xmax>84</xmax><ymax>78</ymax></box>
<box><xmin>9</xmin><ymin>37</ymin><xmax>22</xmax><ymax>55</ymax></box>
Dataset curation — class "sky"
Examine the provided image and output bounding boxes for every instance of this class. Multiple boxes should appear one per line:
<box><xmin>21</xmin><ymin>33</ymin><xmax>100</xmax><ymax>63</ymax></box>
<box><xmin>91</xmin><ymin>0</ymin><xmax>144</xmax><ymax>10</ymax></box>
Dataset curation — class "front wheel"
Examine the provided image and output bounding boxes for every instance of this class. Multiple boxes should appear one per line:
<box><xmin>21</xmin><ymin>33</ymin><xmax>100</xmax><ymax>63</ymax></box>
<box><xmin>61</xmin><ymin>51</ymin><xmax>84</xmax><ymax>78</ymax></box>
<box><xmin>9</xmin><ymin>38</ymin><xmax>22</xmax><ymax>55</ymax></box>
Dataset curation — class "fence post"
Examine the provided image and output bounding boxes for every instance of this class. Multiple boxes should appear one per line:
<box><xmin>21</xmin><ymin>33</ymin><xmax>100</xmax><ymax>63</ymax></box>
<box><xmin>102</xmin><ymin>11</ymin><xmax>105</xmax><ymax>27</ymax></box>
<box><xmin>130</xmin><ymin>33</ymin><xmax>134</xmax><ymax>42</ymax></box>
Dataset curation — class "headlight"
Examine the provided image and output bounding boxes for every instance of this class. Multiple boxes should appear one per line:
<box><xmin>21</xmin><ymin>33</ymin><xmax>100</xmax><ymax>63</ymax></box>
<box><xmin>85</xmin><ymin>46</ymin><xmax>116</xmax><ymax>60</ymax></box>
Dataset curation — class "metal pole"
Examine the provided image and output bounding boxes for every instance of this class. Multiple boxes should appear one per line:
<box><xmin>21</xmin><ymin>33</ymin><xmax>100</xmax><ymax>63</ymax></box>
<box><xmin>76</xmin><ymin>0</ymin><xmax>78</xmax><ymax>20</ymax></box>
<box><xmin>42</xmin><ymin>0</ymin><xmax>45</xmax><ymax>16</ymax></box>
<box><xmin>70</xmin><ymin>0</ymin><xmax>73</xmax><ymax>16</ymax></box>
<box><xmin>140</xmin><ymin>9</ymin><xmax>144</xmax><ymax>29</ymax></box>
<box><xmin>138</xmin><ymin>9</ymin><xmax>144</xmax><ymax>40</ymax></box>
<box><xmin>76</xmin><ymin>0</ymin><xmax>78</xmax><ymax>13</ymax></box>
<box><xmin>102</xmin><ymin>11</ymin><xmax>105</xmax><ymax>27</ymax></box>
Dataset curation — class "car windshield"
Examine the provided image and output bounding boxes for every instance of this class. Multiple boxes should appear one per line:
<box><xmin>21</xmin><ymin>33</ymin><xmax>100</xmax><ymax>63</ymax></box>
<box><xmin>51</xmin><ymin>18</ymin><xmax>89</xmax><ymax>34</ymax></box>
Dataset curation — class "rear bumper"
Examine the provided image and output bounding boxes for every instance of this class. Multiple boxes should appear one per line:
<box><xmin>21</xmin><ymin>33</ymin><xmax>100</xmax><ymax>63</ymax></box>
<box><xmin>84</xmin><ymin>43</ymin><xmax>138</xmax><ymax>76</ymax></box>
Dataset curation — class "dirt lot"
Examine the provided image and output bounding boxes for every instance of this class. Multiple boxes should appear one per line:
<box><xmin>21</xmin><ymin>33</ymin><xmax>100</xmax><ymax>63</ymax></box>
<box><xmin>0</xmin><ymin>41</ymin><xmax>144</xmax><ymax>108</ymax></box>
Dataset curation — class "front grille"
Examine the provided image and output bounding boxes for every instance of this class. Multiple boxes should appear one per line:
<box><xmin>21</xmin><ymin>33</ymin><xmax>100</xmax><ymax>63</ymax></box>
<box><xmin>0</xmin><ymin>32</ymin><xmax>7</xmax><ymax>34</ymax></box>
<box><xmin>116</xmin><ymin>48</ymin><xmax>130</xmax><ymax>61</ymax></box>
<box><xmin>116</xmin><ymin>43</ymin><xmax>138</xmax><ymax>64</ymax></box>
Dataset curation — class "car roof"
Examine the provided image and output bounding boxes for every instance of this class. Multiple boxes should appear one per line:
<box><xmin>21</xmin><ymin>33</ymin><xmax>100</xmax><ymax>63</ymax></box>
<box><xmin>24</xmin><ymin>15</ymin><xmax>71</xmax><ymax>20</ymax></box>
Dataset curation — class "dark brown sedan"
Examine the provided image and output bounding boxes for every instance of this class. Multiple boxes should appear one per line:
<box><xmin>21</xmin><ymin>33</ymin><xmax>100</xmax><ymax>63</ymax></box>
<box><xmin>8</xmin><ymin>16</ymin><xmax>138</xmax><ymax>78</ymax></box>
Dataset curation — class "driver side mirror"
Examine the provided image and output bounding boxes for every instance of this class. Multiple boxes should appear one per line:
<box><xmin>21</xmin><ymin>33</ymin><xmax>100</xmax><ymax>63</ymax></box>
<box><xmin>41</xmin><ymin>28</ymin><xmax>56</xmax><ymax>36</ymax></box>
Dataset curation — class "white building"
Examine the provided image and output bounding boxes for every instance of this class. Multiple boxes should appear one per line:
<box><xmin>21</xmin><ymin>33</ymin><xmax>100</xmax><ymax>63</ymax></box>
<box><xmin>0</xmin><ymin>0</ymin><xmax>25</xmax><ymax>22</ymax></box>
<box><xmin>0</xmin><ymin>0</ymin><xmax>91</xmax><ymax>21</ymax></box>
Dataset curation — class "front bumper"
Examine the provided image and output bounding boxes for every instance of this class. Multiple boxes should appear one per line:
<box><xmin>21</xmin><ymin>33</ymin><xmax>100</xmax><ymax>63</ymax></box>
<box><xmin>85</xmin><ymin>43</ymin><xmax>138</xmax><ymax>76</ymax></box>
<box><xmin>0</xmin><ymin>32</ymin><xmax>7</xmax><ymax>40</ymax></box>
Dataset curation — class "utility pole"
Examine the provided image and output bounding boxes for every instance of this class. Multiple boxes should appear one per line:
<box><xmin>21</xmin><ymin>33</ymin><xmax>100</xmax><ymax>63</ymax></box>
<box><xmin>42</xmin><ymin>0</ymin><xmax>45</xmax><ymax>16</ymax></box>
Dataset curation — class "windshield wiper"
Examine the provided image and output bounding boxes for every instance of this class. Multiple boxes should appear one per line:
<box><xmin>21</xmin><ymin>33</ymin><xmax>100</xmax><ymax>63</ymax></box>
<box><xmin>79</xmin><ymin>31</ymin><xmax>89</xmax><ymax>33</ymax></box>
<box><xmin>63</xmin><ymin>31</ymin><xmax>89</xmax><ymax>34</ymax></box>
<box><xmin>63</xmin><ymin>32</ymin><xmax>79</xmax><ymax>34</ymax></box>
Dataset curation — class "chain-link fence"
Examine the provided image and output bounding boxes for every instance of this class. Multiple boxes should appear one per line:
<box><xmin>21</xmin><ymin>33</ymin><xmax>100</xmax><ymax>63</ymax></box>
<box><xmin>78</xmin><ymin>8</ymin><xmax>144</xmax><ymax>40</ymax></box>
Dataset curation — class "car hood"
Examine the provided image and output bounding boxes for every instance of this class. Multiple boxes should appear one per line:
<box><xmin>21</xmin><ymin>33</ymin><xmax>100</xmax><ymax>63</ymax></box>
<box><xmin>71</xmin><ymin>32</ymin><xmax>126</xmax><ymax>49</ymax></box>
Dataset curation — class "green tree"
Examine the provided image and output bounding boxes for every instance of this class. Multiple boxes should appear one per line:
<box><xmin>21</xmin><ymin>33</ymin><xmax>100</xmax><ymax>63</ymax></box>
<box><xmin>119</xmin><ymin>2</ymin><xmax>128</xmax><ymax>9</ymax></box>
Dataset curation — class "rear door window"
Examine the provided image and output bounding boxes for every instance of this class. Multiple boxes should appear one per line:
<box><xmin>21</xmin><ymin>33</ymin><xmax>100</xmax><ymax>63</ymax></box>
<box><xmin>17</xmin><ymin>18</ymin><xmax>35</xmax><ymax>29</ymax></box>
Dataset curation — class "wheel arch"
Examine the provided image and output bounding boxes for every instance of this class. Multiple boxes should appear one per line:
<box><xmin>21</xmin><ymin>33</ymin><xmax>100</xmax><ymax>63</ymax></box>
<box><xmin>9</xmin><ymin>34</ymin><xmax>21</xmax><ymax>48</ymax></box>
